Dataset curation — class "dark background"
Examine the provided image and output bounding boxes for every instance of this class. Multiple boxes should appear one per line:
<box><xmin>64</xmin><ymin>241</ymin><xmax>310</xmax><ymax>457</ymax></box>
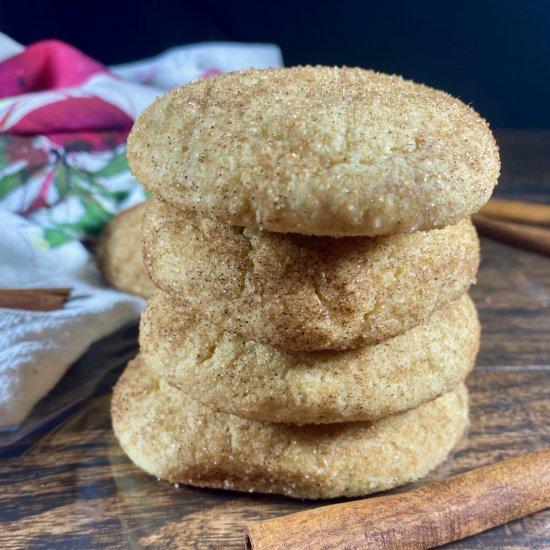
<box><xmin>1</xmin><ymin>0</ymin><xmax>549</xmax><ymax>128</ymax></box>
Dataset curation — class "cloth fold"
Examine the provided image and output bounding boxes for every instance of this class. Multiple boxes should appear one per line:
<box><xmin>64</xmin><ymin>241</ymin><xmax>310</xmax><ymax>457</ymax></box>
<box><xmin>0</xmin><ymin>33</ymin><xmax>283</xmax><ymax>429</ymax></box>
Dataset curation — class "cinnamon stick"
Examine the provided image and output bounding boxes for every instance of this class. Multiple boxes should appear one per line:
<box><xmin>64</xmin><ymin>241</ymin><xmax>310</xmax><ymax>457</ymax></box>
<box><xmin>479</xmin><ymin>198</ymin><xmax>550</xmax><ymax>226</ymax></box>
<box><xmin>246</xmin><ymin>449</ymin><xmax>550</xmax><ymax>550</ymax></box>
<box><xmin>472</xmin><ymin>214</ymin><xmax>550</xmax><ymax>257</ymax></box>
<box><xmin>0</xmin><ymin>288</ymin><xmax>72</xmax><ymax>311</ymax></box>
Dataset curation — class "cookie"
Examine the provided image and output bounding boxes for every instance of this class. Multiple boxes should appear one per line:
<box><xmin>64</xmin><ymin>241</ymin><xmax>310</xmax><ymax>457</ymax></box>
<box><xmin>141</xmin><ymin>292</ymin><xmax>478</xmax><ymax>424</ymax></box>
<box><xmin>127</xmin><ymin>66</ymin><xmax>499</xmax><ymax>237</ymax></box>
<box><xmin>143</xmin><ymin>199</ymin><xmax>479</xmax><ymax>350</ymax></box>
<box><xmin>112</xmin><ymin>357</ymin><xmax>469</xmax><ymax>499</ymax></box>
<box><xmin>96</xmin><ymin>202</ymin><xmax>156</xmax><ymax>299</ymax></box>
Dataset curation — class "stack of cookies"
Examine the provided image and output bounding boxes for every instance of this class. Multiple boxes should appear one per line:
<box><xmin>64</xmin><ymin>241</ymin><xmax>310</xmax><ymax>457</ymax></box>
<box><xmin>112</xmin><ymin>66</ymin><xmax>499</xmax><ymax>499</ymax></box>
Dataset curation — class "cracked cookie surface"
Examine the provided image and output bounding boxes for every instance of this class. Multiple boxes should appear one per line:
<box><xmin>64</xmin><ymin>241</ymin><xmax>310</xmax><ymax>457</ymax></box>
<box><xmin>141</xmin><ymin>292</ymin><xmax>478</xmax><ymax>424</ymax></box>
<box><xmin>143</xmin><ymin>199</ymin><xmax>479</xmax><ymax>350</ymax></box>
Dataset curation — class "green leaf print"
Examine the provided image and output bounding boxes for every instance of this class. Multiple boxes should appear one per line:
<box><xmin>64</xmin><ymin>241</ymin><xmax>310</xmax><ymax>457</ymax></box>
<box><xmin>94</xmin><ymin>151</ymin><xmax>129</xmax><ymax>177</ymax></box>
<box><xmin>0</xmin><ymin>171</ymin><xmax>25</xmax><ymax>199</ymax></box>
<box><xmin>43</xmin><ymin>227</ymin><xmax>73</xmax><ymax>248</ymax></box>
<box><xmin>54</xmin><ymin>163</ymin><xmax>71</xmax><ymax>197</ymax></box>
<box><xmin>61</xmin><ymin>198</ymin><xmax>113</xmax><ymax>239</ymax></box>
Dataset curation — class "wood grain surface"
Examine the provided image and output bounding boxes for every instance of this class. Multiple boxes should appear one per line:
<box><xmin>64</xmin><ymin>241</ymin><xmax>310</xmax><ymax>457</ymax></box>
<box><xmin>0</xmin><ymin>130</ymin><xmax>549</xmax><ymax>549</ymax></box>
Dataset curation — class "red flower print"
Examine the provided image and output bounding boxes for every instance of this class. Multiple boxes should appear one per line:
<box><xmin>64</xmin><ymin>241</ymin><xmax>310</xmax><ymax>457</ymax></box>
<box><xmin>19</xmin><ymin>168</ymin><xmax>56</xmax><ymax>215</ymax></box>
<box><xmin>46</xmin><ymin>130</ymin><xmax>128</xmax><ymax>152</ymax></box>
<box><xmin>5</xmin><ymin>136</ymin><xmax>49</xmax><ymax>169</ymax></box>
<box><xmin>0</xmin><ymin>40</ymin><xmax>108</xmax><ymax>99</ymax></box>
<box><xmin>6</xmin><ymin>97</ymin><xmax>133</xmax><ymax>152</ymax></box>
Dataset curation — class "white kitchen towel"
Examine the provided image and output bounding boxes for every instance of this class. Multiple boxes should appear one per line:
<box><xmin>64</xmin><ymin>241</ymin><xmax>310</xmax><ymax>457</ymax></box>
<box><xmin>0</xmin><ymin>210</ymin><xmax>144</xmax><ymax>429</ymax></box>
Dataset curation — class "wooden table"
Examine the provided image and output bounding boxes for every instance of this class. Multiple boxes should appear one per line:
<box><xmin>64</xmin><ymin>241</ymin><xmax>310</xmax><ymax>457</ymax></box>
<box><xmin>1</xmin><ymin>130</ymin><xmax>549</xmax><ymax>549</ymax></box>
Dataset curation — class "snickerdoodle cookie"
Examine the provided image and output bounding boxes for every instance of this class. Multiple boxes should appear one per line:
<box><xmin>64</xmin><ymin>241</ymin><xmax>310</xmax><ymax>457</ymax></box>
<box><xmin>141</xmin><ymin>292</ymin><xmax>478</xmax><ymax>424</ymax></box>
<box><xmin>143</xmin><ymin>199</ymin><xmax>479</xmax><ymax>350</ymax></box>
<box><xmin>97</xmin><ymin>202</ymin><xmax>156</xmax><ymax>299</ymax></box>
<box><xmin>128</xmin><ymin>66</ymin><xmax>499</xmax><ymax>237</ymax></box>
<box><xmin>112</xmin><ymin>357</ymin><xmax>469</xmax><ymax>499</ymax></box>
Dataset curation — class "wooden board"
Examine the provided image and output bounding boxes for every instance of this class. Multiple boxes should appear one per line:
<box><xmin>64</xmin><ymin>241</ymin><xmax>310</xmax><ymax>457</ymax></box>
<box><xmin>0</xmin><ymin>130</ymin><xmax>549</xmax><ymax>549</ymax></box>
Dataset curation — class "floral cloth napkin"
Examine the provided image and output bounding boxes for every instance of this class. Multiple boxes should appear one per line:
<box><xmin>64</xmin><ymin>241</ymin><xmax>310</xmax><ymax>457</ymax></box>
<box><xmin>0</xmin><ymin>33</ymin><xmax>282</xmax><ymax>430</ymax></box>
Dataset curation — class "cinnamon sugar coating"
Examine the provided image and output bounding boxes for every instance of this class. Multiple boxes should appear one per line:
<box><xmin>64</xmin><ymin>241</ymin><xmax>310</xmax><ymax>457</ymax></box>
<box><xmin>112</xmin><ymin>357</ymin><xmax>469</xmax><ymax>499</ymax></box>
<box><xmin>96</xmin><ymin>202</ymin><xmax>156</xmax><ymax>299</ymax></box>
<box><xmin>128</xmin><ymin>66</ymin><xmax>499</xmax><ymax>237</ymax></box>
<box><xmin>141</xmin><ymin>293</ymin><xmax>478</xmax><ymax>425</ymax></box>
<box><xmin>143</xmin><ymin>199</ymin><xmax>479</xmax><ymax>350</ymax></box>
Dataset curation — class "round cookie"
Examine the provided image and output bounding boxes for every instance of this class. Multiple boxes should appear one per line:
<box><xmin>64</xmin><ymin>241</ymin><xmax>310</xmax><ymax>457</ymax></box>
<box><xmin>128</xmin><ymin>66</ymin><xmax>499</xmax><ymax>237</ymax></box>
<box><xmin>143</xmin><ymin>199</ymin><xmax>479</xmax><ymax>350</ymax></box>
<box><xmin>112</xmin><ymin>357</ymin><xmax>469</xmax><ymax>499</ymax></box>
<box><xmin>141</xmin><ymin>293</ymin><xmax>478</xmax><ymax>425</ymax></box>
<box><xmin>97</xmin><ymin>202</ymin><xmax>156</xmax><ymax>299</ymax></box>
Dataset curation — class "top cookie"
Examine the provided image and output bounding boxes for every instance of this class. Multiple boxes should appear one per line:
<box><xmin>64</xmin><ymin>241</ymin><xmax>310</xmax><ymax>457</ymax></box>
<box><xmin>128</xmin><ymin>66</ymin><xmax>499</xmax><ymax>237</ymax></box>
